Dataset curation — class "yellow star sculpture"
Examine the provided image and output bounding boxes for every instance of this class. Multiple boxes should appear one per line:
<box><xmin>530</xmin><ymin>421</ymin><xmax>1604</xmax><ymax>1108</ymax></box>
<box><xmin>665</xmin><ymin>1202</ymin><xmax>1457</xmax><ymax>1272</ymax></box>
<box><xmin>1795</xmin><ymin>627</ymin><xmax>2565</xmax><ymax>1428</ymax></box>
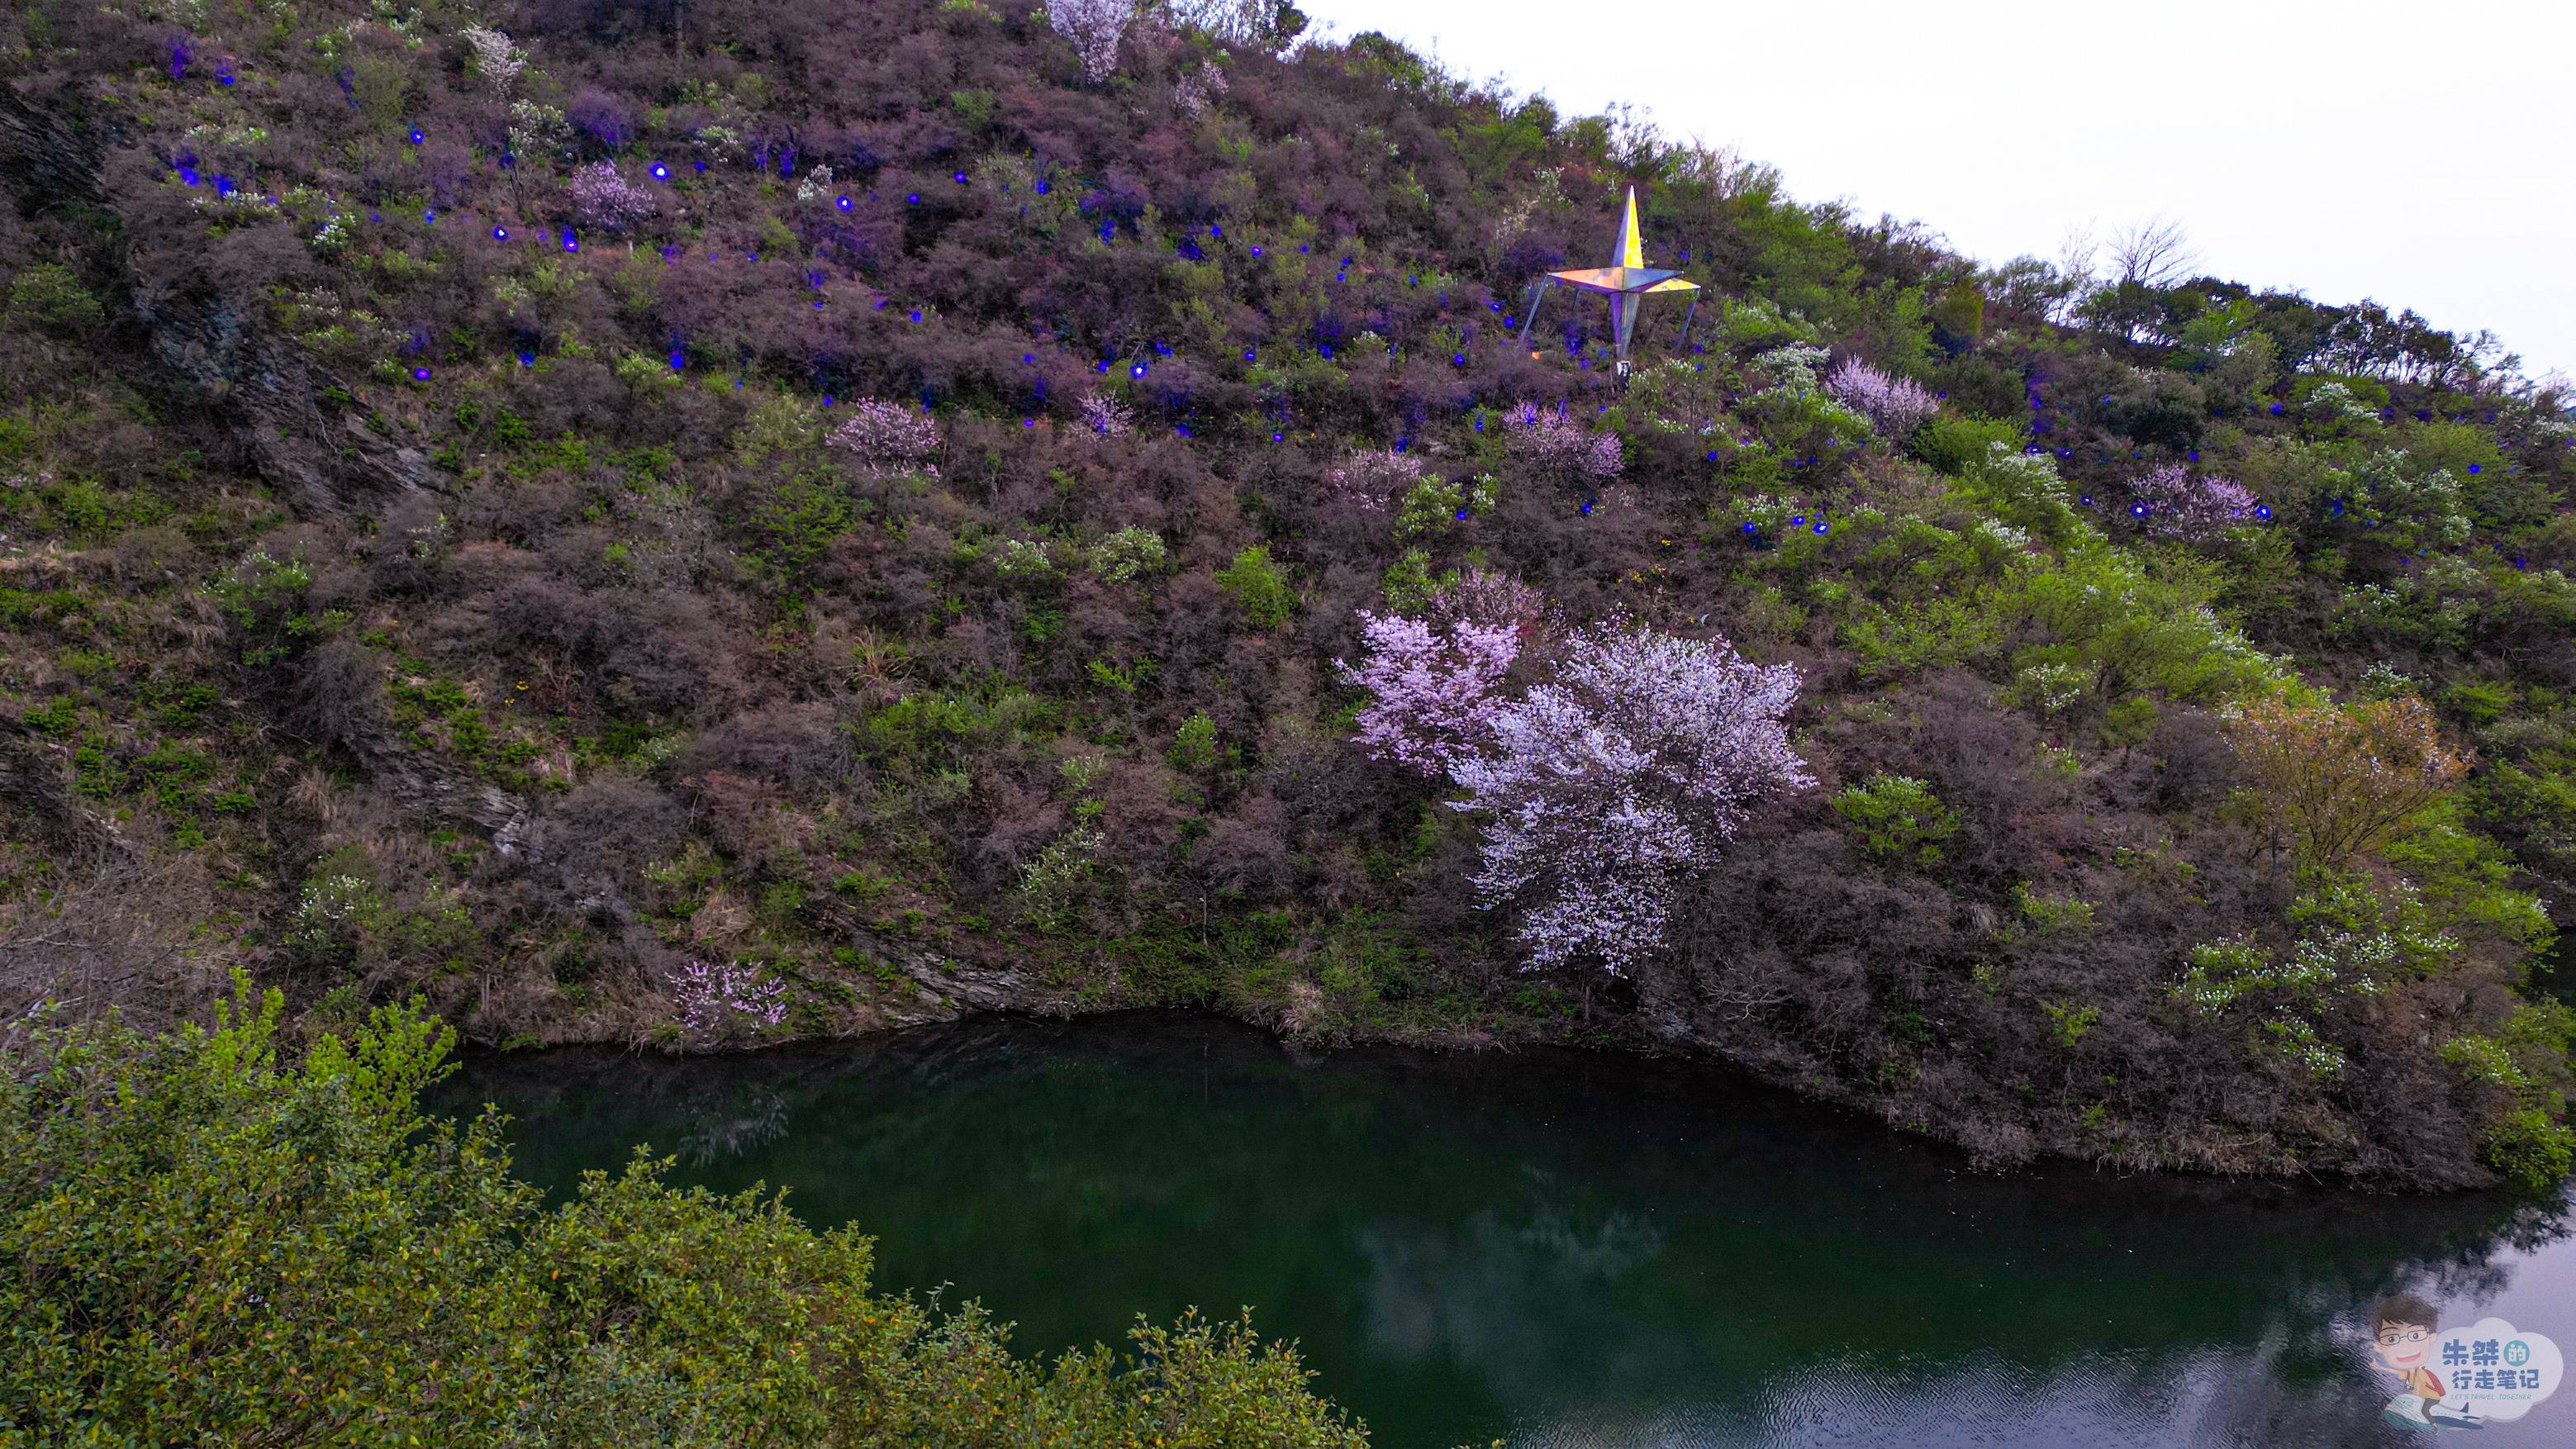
<box><xmin>1519</xmin><ymin>186</ymin><xmax>1700</xmax><ymax>375</ymax></box>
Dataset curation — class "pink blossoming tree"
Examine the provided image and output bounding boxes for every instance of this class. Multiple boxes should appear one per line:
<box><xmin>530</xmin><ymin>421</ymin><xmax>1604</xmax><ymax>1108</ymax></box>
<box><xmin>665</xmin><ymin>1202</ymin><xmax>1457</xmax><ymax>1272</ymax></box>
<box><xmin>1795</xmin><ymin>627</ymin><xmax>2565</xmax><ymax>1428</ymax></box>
<box><xmin>1503</xmin><ymin>401</ymin><xmax>1623</xmax><ymax>483</ymax></box>
<box><xmin>2124</xmin><ymin>464</ymin><xmax>2259</xmax><ymax>541</ymax></box>
<box><xmin>1341</xmin><ymin>611</ymin><xmax>1813</xmax><ymax>973</ymax></box>
<box><xmin>1823</xmin><ymin>358</ymin><xmax>1939</xmax><ymax>437</ymax></box>
<box><xmin>1045</xmin><ymin>0</ymin><xmax>1134</xmax><ymax>84</ymax></box>
<box><xmin>826</xmin><ymin>399</ymin><xmax>942</xmax><ymax>477</ymax></box>
<box><xmin>1335</xmin><ymin>610</ymin><xmax>1521</xmax><ymax>777</ymax></box>
<box><xmin>568</xmin><ymin>161</ymin><xmax>657</xmax><ymax>231</ymax></box>
<box><xmin>1324</xmin><ymin>447</ymin><xmax>1424</xmax><ymax>513</ymax></box>
<box><xmin>670</xmin><ymin>958</ymin><xmax>788</xmax><ymax>1044</ymax></box>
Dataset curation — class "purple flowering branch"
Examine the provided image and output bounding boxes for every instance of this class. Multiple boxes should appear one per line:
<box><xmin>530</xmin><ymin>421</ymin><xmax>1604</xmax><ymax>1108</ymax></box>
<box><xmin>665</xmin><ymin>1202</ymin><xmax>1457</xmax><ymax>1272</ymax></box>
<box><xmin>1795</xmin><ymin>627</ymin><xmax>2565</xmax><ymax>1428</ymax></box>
<box><xmin>1823</xmin><ymin>359</ymin><xmax>1939</xmax><ymax>437</ymax></box>
<box><xmin>2123</xmin><ymin>463</ymin><xmax>2257</xmax><ymax>540</ymax></box>
<box><xmin>1503</xmin><ymin>402</ymin><xmax>1623</xmax><ymax>482</ymax></box>
<box><xmin>670</xmin><ymin>959</ymin><xmax>788</xmax><ymax>1044</ymax></box>
<box><xmin>568</xmin><ymin>161</ymin><xmax>657</xmax><ymax>231</ymax></box>
<box><xmin>1335</xmin><ymin>610</ymin><xmax>1521</xmax><ymax>777</ymax></box>
<box><xmin>826</xmin><ymin>400</ymin><xmax>943</xmax><ymax>477</ymax></box>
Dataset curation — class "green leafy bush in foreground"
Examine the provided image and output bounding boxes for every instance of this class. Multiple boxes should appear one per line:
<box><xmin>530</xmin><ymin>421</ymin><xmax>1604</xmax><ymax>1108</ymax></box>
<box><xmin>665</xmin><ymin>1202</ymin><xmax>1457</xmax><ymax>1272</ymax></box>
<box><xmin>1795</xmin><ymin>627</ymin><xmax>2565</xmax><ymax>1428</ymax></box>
<box><xmin>0</xmin><ymin>987</ymin><xmax>1368</xmax><ymax>1447</ymax></box>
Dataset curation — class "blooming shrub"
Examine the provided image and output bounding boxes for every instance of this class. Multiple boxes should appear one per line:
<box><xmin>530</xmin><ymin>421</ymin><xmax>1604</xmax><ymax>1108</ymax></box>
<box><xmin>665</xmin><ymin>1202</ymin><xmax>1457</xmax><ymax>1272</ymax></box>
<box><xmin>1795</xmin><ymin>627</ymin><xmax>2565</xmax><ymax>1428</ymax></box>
<box><xmin>1823</xmin><ymin>358</ymin><xmax>1939</xmax><ymax>438</ymax></box>
<box><xmin>1088</xmin><ymin>526</ymin><xmax>1170</xmax><ymax>584</ymax></box>
<box><xmin>568</xmin><ymin>161</ymin><xmax>657</xmax><ymax>231</ymax></box>
<box><xmin>1324</xmin><ymin>447</ymin><xmax>1423</xmax><ymax>512</ymax></box>
<box><xmin>671</xmin><ymin>958</ymin><xmax>788</xmax><ymax>1043</ymax></box>
<box><xmin>1444</xmin><ymin>625</ymin><xmax>1812</xmax><ymax>973</ymax></box>
<box><xmin>1430</xmin><ymin>567</ymin><xmax>1547</xmax><ymax>634</ymax></box>
<box><xmin>1335</xmin><ymin>610</ymin><xmax>1521</xmax><ymax>777</ymax></box>
<box><xmin>1046</xmin><ymin>0</ymin><xmax>1134</xmax><ymax>84</ymax></box>
<box><xmin>2122</xmin><ymin>464</ymin><xmax>2255</xmax><ymax>540</ymax></box>
<box><xmin>1747</xmin><ymin>344</ymin><xmax>1830</xmax><ymax>392</ymax></box>
<box><xmin>460</xmin><ymin>26</ymin><xmax>523</xmax><ymax>93</ymax></box>
<box><xmin>825</xmin><ymin>400</ymin><xmax>942</xmax><ymax>477</ymax></box>
<box><xmin>1502</xmin><ymin>402</ymin><xmax>1622</xmax><ymax>482</ymax></box>
<box><xmin>1174</xmin><ymin>61</ymin><xmax>1229</xmax><ymax>116</ymax></box>
<box><xmin>1079</xmin><ymin>392</ymin><xmax>1134</xmax><ymax>438</ymax></box>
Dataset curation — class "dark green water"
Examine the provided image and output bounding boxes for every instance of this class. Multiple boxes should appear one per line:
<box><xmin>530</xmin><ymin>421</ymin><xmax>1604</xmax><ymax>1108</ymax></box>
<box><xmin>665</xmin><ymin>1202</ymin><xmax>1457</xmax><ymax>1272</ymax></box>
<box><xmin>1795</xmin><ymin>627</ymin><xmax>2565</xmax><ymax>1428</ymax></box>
<box><xmin>443</xmin><ymin>1012</ymin><xmax>2576</xmax><ymax>1447</ymax></box>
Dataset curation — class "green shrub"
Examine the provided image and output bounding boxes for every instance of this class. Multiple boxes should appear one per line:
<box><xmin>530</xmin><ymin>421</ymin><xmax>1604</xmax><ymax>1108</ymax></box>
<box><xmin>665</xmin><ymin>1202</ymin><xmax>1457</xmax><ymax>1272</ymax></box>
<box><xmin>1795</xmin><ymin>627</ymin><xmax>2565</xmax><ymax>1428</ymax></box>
<box><xmin>1215</xmin><ymin>546</ymin><xmax>1298</xmax><ymax>630</ymax></box>
<box><xmin>1908</xmin><ymin>414</ymin><xmax>2022</xmax><ymax>477</ymax></box>
<box><xmin>5</xmin><ymin>263</ymin><xmax>102</xmax><ymax>333</ymax></box>
<box><xmin>2041</xmin><ymin>1000</ymin><xmax>2098</xmax><ymax>1048</ymax></box>
<box><xmin>1168</xmin><ymin>710</ymin><xmax>1221</xmax><ymax>772</ymax></box>
<box><xmin>0</xmin><ymin>986</ymin><xmax>1370</xmax><ymax>1445</ymax></box>
<box><xmin>1832</xmin><ymin>773</ymin><xmax>1960</xmax><ymax>867</ymax></box>
<box><xmin>1089</xmin><ymin>526</ymin><xmax>1171</xmax><ymax>584</ymax></box>
<box><xmin>2481</xmin><ymin>1109</ymin><xmax>2575</xmax><ymax>1191</ymax></box>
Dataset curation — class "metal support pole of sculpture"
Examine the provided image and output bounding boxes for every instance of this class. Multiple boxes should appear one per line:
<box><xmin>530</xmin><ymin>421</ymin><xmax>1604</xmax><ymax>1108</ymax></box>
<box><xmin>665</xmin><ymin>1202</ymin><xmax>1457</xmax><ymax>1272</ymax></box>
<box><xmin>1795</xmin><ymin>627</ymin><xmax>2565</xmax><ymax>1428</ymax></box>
<box><xmin>1518</xmin><ymin>279</ymin><xmax>1553</xmax><ymax>346</ymax></box>
<box><xmin>1521</xmin><ymin>186</ymin><xmax>1700</xmax><ymax>380</ymax></box>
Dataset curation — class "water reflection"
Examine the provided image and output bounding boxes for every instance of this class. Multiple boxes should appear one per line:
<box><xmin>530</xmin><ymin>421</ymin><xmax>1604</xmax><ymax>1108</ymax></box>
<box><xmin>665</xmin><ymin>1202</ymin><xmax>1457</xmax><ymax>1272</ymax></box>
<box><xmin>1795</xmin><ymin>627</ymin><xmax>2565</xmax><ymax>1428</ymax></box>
<box><xmin>443</xmin><ymin>1012</ymin><xmax>2573</xmax><ymax>1447</ymax></box>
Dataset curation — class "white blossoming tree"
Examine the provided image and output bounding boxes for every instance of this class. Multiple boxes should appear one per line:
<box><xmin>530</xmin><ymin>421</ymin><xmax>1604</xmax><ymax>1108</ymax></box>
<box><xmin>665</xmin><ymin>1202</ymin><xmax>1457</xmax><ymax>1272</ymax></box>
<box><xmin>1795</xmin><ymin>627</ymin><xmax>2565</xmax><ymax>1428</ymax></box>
<box><xmin>1342</xmin><ymin>610</ymin><xmax>1813</xmax><ymax>973</ymax></box>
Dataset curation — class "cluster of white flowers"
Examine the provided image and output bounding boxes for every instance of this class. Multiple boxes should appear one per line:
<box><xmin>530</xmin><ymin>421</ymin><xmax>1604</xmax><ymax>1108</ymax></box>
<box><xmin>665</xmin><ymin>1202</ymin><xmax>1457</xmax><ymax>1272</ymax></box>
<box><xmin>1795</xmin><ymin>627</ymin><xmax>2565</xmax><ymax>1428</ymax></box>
<box><xmin>461</xmin><ymin>26</ymin><xmax>525</xmax><ymax>93</ymax></box>
<box><xmin>1045</xmin><ymin>0</ymin><xmax>1135</xmax><ymax>84</ymax></box>
<box><xmin>1342</xmin><ymin>607</ymin><xmax>1813</xmax><ymax>974</ymax></box>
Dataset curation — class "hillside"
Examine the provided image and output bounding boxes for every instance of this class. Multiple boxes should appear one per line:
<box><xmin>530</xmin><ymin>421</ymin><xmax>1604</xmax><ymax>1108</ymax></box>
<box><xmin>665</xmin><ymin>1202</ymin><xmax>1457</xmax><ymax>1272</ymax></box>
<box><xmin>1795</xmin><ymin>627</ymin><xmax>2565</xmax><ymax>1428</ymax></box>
<box><xmin>2</xmin><ymin>0</ymin><xmax>2572</xmax><ymax>1191</ymax></box>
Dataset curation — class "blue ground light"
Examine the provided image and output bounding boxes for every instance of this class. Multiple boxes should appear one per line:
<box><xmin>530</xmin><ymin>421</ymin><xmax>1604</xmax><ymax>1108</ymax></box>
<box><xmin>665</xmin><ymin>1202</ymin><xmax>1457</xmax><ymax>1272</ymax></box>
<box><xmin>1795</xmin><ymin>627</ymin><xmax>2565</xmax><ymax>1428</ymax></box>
<box><xmin>652</xmin><ymin>163</ymin><xmax>670</xmax><ymax>179</ymax></box>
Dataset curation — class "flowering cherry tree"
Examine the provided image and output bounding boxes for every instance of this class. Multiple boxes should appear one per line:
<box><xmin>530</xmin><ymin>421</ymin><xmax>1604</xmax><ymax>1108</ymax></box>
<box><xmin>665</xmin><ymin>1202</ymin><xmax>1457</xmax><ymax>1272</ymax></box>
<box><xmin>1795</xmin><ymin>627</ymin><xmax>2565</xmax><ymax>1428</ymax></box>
<box><xmin>1340</xmin><ymin>606</ymin><xmax>1812</xmax><ymax>972</ymax></box>
<box><xmin>826</xmin><ymin>399</ymin><xmax>942</xmax><ymax>477</ymax></box>
<box><xmin>2123</xmin><ymin>464</ymin><xmax>2258</xmax><ymax>541</ymax></box>
<box><xmin>1079</xmin><ymin>392</ymin><xmax>1134</xmax><ymax>438</ymax></box>
<box><xmin>1046</xmin><ymin>0</ymin><xmax>1135</xmax><ymax>84</ymax></box>
<box><xmin>1823</xmin><ymin>358</ymin><xmax>1939</xmax><ymax>437</ymax></box>
<box><xmin>1324</xmin><ymin>447</ymin><xmax>1423</xmax><ymax>513</ymax></box>
<box><xmin>1431</xmin><ymin>568</ymin><xmax>1547</xmax><ymax>635</ymax></box>
<box><xmin>568</xmin><ymin>161</ymin><xmax>656</xmax><ymax>231</ymax></box>
<box><xmin>1447</xmin><ymin>625</ymin><xmax>1811</xmax><ymax>973</ymax></box>
<box><xmin>1335</xmin><ymin>610</ymin><xmax>1521</xmax><ymax>777</ymax></box>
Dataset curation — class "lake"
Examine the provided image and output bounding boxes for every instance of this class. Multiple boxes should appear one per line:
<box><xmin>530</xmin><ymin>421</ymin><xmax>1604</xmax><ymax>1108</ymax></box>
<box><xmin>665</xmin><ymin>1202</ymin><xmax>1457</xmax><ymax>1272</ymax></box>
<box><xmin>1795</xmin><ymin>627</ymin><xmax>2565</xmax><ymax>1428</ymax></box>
<box><xmin>444</xmin><ymin>1011</ymin><xmax>2576</xmax><ymax>1447</ymax></box>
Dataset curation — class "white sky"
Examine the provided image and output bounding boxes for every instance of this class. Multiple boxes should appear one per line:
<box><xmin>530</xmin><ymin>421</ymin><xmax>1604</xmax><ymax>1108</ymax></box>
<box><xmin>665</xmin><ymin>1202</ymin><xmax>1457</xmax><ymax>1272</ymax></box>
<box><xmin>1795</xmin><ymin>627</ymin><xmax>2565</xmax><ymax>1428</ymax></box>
<box><xmin>1300</xmin><ymin>0</ymin><xmax>2576</xmax><ymax>383</ymax></box>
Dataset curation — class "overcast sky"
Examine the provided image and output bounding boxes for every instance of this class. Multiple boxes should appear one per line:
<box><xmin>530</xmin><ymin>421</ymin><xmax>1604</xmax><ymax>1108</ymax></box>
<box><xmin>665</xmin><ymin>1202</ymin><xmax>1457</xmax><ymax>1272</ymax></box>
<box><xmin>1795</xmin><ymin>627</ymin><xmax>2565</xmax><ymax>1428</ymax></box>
<box><xmin>1300</xmin><ymin>0</ymin><xmax>2576</xmax><ymax>384</ymax></box>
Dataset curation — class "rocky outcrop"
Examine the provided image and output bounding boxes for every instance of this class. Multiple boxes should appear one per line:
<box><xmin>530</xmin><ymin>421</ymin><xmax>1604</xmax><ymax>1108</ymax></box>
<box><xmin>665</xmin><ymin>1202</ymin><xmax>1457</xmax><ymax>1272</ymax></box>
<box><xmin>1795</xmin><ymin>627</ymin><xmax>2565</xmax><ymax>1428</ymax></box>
<box><xmin>0</xmin><ymin>85</ymin><xmax>430</xmax><ymax>519</ymax></box>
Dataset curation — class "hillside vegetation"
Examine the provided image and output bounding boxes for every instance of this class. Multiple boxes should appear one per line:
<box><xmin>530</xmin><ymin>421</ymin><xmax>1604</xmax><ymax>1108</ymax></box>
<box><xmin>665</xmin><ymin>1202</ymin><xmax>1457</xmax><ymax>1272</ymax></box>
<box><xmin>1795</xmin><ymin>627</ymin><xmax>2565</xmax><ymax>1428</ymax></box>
<box><xmin>2</xmin><ymin>0</ymin><xmax>2573</xmax><ymax>1191</ymax></box>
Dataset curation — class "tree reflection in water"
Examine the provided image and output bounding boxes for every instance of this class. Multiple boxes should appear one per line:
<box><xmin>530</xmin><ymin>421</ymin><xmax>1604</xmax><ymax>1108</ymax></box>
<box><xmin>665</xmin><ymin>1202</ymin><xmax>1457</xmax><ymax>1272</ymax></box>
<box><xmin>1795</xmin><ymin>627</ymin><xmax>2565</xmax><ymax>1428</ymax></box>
<box><xmin>443</xmin><ymin>1014</ymin><xmax>2573</xmax><ymax>1449</ymax></box>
